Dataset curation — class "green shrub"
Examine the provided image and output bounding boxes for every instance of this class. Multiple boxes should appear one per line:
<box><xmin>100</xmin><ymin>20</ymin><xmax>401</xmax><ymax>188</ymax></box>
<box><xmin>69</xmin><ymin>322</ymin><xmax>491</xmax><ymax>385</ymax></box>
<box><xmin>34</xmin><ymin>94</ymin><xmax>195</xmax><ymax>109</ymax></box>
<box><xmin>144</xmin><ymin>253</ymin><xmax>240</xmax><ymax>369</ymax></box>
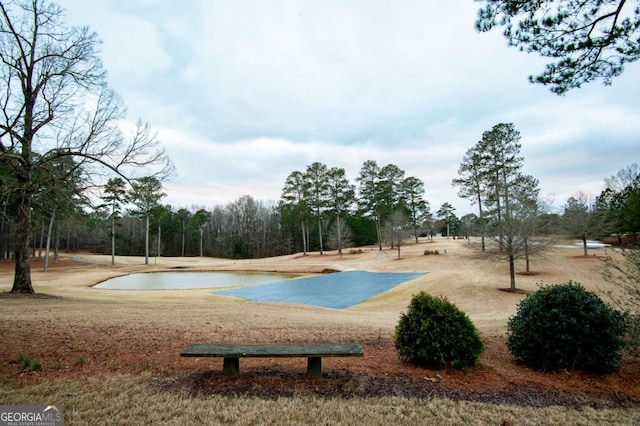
<box><xmin>17</xmin><ymin>352</ymin><xmax>42</xmax><ymax>372</ymax></box>
<box><xmin>394</xmin><ymin>291</ymin><xmax>484</xmax><ymax>368</ymax></box>
<box><xmin>507</xmin><ymin>281</ymin><xmax>626</xmax><ymax>374</ymax></box>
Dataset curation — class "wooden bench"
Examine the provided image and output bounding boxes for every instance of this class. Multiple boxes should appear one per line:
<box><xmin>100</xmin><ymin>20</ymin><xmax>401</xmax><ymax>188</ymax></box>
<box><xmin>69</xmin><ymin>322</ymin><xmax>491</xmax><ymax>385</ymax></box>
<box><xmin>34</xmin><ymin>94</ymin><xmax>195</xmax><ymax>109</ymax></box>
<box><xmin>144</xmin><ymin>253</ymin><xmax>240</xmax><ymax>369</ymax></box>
<box><xmin>180</xmin><ymin>343</ymin><xmax>363</xmax><ymax>377</ymax></box>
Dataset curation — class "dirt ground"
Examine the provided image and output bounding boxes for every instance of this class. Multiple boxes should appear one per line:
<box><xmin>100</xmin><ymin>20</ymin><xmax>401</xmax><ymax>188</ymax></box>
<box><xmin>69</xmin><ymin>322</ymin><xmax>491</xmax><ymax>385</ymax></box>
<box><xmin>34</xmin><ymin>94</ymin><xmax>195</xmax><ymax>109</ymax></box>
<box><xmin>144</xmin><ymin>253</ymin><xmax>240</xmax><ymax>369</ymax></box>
<box><xmin>0</xmin><ymin>238</ymin><xmax>639</xmax><ymax>408</ymax></box>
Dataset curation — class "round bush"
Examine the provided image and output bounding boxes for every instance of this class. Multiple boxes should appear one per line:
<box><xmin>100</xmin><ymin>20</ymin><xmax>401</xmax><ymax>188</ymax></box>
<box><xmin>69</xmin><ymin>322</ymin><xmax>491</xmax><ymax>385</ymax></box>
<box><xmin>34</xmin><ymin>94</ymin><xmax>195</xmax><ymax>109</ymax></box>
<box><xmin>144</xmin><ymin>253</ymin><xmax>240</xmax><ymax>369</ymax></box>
<box><xmin>394</xmin><ymin>291</ymin><xmax>484</xmax><ymax>368</ymax></box>
<box><xmin>507</xmin><ymin>281</ymin><xmax>626</xmax><ymax>374</ymax></box>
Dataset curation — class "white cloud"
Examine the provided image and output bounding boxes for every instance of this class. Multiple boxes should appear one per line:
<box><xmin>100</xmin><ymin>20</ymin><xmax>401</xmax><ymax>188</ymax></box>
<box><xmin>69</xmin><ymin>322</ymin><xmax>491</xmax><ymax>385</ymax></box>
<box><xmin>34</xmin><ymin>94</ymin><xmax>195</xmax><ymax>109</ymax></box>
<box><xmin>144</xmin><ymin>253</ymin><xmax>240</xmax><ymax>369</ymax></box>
<box><xmin>55</xmin><ymin>0</ymin><xmax>640</xmax><ymax>215</ymax></box>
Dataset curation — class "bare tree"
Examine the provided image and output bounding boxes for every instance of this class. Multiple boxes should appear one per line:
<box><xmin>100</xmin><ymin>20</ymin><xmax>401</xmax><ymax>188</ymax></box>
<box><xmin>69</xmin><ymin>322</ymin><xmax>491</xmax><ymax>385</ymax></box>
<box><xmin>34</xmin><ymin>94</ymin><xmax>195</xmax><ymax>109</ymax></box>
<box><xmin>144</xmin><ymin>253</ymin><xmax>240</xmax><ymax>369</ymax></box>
<box><xmin>562</xmin><ymin>192</ymin><xmax>611</xmax><ymax>256</ymax></box>
<box><xmin>325</xmin><ymin>220</ymin><xmax>354</xmax><ymax>258</ymax></box>
<box><xmin>384</xmin><ymin>210</ymin><xmax>409</xmax><ymax>259</ymax></box>
<box><xmin>494</xmin><ymin>174</ymin><xmax>548</xmax><ymax>289</ymax></box>
<box><xmin>602</xmin><ymin>249</ymin><xmax>640</xmax><ymax>355</ymax></box>
<box><xmin>0</xmin><ymin>1</ymin><xmax>172</xmax><ymax>292</ymax></box>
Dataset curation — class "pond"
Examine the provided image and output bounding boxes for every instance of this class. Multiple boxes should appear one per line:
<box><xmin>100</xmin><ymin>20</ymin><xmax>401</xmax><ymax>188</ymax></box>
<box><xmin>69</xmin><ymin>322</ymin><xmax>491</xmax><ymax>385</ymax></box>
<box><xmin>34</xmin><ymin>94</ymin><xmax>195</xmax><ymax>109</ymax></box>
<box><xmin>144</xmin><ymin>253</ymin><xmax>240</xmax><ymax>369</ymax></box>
<box><xmin>93</xmin><ymin>271</ymin><xmax>301</xmax><ymax>290</ymax></box>
<box><xmin>93</xmin><ymin>270</ymin><xmax>427</xmax><ymax>309</ymax></box>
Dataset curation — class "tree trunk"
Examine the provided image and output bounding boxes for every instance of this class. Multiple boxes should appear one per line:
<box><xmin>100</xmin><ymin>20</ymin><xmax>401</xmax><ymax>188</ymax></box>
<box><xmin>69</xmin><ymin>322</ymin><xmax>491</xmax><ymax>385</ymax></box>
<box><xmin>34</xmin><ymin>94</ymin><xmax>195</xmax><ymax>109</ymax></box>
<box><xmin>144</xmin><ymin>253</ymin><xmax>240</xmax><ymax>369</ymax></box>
<box><xmin>44</xmin><ymin>211</ymin><xmax>55</xmax><ymax>271</ymax></box>
<box><xmin>375</xmin><ymin>217</ymin><xmax>382</xmax><ymax>251</ymax></box>
<box><xmin>54</xmin><ymin>223</ymin><xmax>60</xmax><ymax>264</ymax></box>
<box><xmin>337</xmin><ymin>214</ymin><xmax>342</xmax><ymax>256</ymax></box>
<box><xmin>181</xmin><ymin>222</ymin><xmax>185</xmax><ymax>257</ymax></box>
<box><xmin>199</xmin><ymin>227</ymin><xmax>204</xmax><ymax>257</ymax></box>
<box><xmin>509</xmin><ymin>254</ymin><xmax>516</xmax><ymax>292</ymax></box>
<box><xmin>111</xmin><ymin>212</ymin><xmax>116</xmax><ymax>265</ymax></box>
<box><xmin>38</xmin><ymin>218</ymin><xmax>44</xmax><ymax>260</ymax></box>
<box><xmin>0</xmin><ymin>216</ymin><xmax>5</xmax><ymax>262</ymax></box>
<box><xmin>477</xmin><ymin>192</ymin><xmax>486</xmax><ymax>252</ymax></box>
<box><xmin>12</xmin><ymin>194</ymin><xmax>34</xmax><ymax>293</ymax></box>
<box><xmin>524</xmin><ymin>238</ymin><xmax>530</xmax><ymax>273</ymax></box>
<box><xmin>144</xmin><ymin>215</ymin><xmax>150</xmax><ymax>265</ymax></box>
<box><xmin>317</xmin><ymin>215</ymin><xmax>323</xmax><ymax>255</ymax></box>
<box><xmin>301</xmin><ymin>222</ymin><xmax>307</xmax><ymax>255</ymax></box>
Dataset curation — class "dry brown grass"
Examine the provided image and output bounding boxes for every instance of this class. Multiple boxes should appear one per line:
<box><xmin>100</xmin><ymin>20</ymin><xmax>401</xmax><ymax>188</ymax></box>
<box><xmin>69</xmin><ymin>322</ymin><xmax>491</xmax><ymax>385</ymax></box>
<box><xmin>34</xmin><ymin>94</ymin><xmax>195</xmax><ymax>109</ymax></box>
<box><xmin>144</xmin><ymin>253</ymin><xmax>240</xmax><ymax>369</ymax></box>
<box><xmin>1</xmin><ymin>237</ymin><xmax>639</xmax><ymax>424</ymax></box>
<box><xmin>1</xmin><ymin>373</ymin><xmax>639</xmax><ymax>425</ymax></box>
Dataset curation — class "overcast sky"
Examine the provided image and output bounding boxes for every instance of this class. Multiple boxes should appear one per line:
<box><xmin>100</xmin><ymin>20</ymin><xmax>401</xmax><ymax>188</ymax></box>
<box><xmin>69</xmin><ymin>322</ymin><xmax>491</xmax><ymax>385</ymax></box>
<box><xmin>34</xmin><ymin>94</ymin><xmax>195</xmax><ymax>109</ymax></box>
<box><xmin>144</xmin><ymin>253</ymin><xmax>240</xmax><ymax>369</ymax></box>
<box><xmin>57</xmin><ymin>0</ymin><xmax>639</xmax><ymax>215</ymax></box>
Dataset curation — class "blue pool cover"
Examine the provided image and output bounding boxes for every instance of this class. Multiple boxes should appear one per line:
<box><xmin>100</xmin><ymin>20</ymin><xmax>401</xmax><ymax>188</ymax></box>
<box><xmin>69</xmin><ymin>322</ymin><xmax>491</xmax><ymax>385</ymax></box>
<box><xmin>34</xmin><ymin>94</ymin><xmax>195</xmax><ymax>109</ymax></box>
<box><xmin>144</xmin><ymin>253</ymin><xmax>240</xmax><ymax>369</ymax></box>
<box><xmin>217</xmin><ymin>270</ymin><xmax>426</xmax><ymax>309</ymax></box>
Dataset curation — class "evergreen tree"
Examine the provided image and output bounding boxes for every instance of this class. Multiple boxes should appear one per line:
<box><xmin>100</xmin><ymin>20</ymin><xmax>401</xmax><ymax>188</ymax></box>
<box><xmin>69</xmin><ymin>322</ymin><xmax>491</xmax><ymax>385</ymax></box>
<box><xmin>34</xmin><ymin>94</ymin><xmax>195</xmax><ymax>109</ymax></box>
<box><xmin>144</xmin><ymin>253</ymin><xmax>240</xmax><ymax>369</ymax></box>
<box><xmin>476</xmin><ymin>0</ymin><xmax>640</xmax><ymax>94</ymax></box>
<box><xmin>129</xmin><ymin>177</ymin><xmax>166</xmax><ymax>265</ymax></box>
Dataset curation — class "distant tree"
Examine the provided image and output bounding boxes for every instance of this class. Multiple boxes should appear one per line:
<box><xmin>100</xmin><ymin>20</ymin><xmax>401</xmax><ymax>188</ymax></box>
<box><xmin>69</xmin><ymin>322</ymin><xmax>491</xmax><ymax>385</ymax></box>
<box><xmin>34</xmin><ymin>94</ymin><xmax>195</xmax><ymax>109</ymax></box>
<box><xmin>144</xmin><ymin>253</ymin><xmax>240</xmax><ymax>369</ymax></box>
<box><xmin>175</xmin><ymin>208</ymin><xmax>192</xmax><ymax>256</ymax></box>
<box><xmin>459</xmin><ymin>123</ymin><xmax>545</xmax><ymax>291</ymax></box>
<box><xmin>304</xmin><ymin>162</ymin><xmax>329</xmax><ymax>254</ymax></box>
<box><xmin>598</xmin><ymin>164</ymin><xmax>640</xmax><ymax>242</ymax></box>
<box><xmin>281</xmin><ymin>170</ymin><xmax>310</xmax><ymax>254</ymax></box>
<box><xmin>437</xmin><ymin>202</ymin><xmax>457</xmax><ymax>238</ymax></box>
<box><xmin>453</xmin><ymin>146</ymin><xmax>487</xmax><ymax>250</ymax></box>
<box><xmin>422</xmin><ymin>211</ymin><xmax>437</xmax><ymax>241</ymax></box>
<box><xmin>385</xmin><ymin>210</ymin><xmax>410</xmax><ymax>259</ymax></box>
<box><xmin>562</xmin><ymin>192</ymin><xmax>611</xmax><ymax>256</ymax></box>
<box><xmin>459</xmin><ymin>213</ymin><xmax>479</xmax><ymax>243</ymax></box>
<box><xmin>344</xmin><ymin>215</ymin><xmax>378</xmax><ymax>247</ymax></box>
<box><xmin>357</xmin><ymin>160</ymin><xmax>385</xmax><ymax>250</ymax></box>
<box><xmin>497</xmin><ymin>174</ymin><xmax>546</xmax><ymax>283</ymax></box>
<box><xmin>129</xmin><ymin>177</ymin><xmax>166</xmax><ymax>264</ymax></box>
<box><xmin>326</xmin><ymin>167</ymin><xmax>355</xmax><ymax>256</ymax></box>
<box><xmin>399</xmin><ymin>176</ymin><xmax>429</xmax><ymax>244</ymax></box>
<box><xmin>102</xmin><ymin>178</ymin><xmax>127</xmax><ymax>265</ymax></box>
<box><xmin>149</xmin><ymin>204</ymin><xmax>173</xmax><ymax>260</ymax></box>
<box><xmin>537</xmin><ymin>213</ymin><xmax>563</xmax><ymax>235</ymax></box>
<box><xmin>379</xmin><ymin>164</ymin><xmax>406</xmax><ymax>223</ymax></box>
<box><xmin>188</xmin><ymin>208</ymin><xmax>210</xmax><ymax>257</ymax></box>
<box><xmin>355</xmin><ymin>161</ymin><xmax>409</xmax><ymax>250</ymax></box>
<box><xmin>476</xmin><ymin>0</ymin><xmax>640</xmax><ymax>94</ymax></box>
<box><xmin>326</xmin><ymin>220</ymin><xmax>354</xmax><ymax>257</ymax></box>
<box><xmin>477</xmin><ymin>123</ymin><xmax>524</xmax><ymax>251</ymax></box>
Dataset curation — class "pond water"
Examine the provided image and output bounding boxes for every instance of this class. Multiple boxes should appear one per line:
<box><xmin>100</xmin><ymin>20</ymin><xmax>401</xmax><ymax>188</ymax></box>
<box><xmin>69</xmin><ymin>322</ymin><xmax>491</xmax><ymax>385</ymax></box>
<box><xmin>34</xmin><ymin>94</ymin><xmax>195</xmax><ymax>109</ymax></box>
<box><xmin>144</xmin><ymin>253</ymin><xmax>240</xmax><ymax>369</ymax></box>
<box><xmin>93</xmin><ymin>270</ymin><xmax>427</xmax><ymax>309</ymax></box>
<box><xmin>93</xmin><ymin>271</ymin><xmax>301</xmax><ymax>290</ymax></box>
<box><xmin>220</xmin><ymin>271</ymin><xmax>426</xmax><ymax>309</ymax></box>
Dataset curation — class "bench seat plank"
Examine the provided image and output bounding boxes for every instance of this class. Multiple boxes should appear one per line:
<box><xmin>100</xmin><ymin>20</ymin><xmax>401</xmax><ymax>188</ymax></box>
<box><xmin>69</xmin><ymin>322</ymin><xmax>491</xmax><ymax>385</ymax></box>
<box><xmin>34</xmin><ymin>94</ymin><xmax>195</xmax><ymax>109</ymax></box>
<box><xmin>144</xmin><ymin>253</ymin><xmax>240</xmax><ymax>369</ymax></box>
<box><xmin>180</xmin><ymin>343</ymin><xmax>363</xmax><ymax>358</ymax></box>
<box><xmin>180</xmin><ymin>343</ymin><xmax>363</xmax><ymax>376</ymax></box>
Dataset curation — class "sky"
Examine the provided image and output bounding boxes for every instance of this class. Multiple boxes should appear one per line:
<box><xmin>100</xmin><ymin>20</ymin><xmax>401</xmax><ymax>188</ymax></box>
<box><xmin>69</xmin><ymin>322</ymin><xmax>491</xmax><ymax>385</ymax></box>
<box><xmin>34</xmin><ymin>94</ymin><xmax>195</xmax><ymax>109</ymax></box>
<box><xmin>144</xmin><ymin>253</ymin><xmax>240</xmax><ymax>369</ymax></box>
<box><xmin>56</xmin><ymin>0</ymin><xmax>640</xmax><ymax>216</ymax></box>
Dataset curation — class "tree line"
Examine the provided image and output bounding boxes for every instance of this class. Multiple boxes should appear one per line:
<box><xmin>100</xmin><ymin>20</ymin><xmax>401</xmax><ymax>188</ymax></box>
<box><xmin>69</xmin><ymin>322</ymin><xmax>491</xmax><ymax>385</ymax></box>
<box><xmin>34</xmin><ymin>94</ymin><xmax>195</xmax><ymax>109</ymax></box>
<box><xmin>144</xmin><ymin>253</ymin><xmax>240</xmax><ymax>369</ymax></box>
<box><xmin>0</xmin><ymin>159</ymin><xmax>434</xmax><ymax>262</ymax></box>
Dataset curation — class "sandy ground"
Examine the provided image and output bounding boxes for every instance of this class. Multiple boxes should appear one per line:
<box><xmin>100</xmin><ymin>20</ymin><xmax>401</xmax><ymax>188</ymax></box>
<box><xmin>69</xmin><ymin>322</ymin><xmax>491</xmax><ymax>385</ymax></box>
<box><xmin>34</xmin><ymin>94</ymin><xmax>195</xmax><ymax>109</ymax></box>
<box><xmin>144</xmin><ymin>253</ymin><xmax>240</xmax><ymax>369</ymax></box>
<box><xmin>0</xmin><ymin>237</ymin><xmax>615</xmax><ymax>335</ymax></box>
<box><xmin>2</xmin><ymin>237</ymin><xmax>638</xmax><ymax>408</ymax></box>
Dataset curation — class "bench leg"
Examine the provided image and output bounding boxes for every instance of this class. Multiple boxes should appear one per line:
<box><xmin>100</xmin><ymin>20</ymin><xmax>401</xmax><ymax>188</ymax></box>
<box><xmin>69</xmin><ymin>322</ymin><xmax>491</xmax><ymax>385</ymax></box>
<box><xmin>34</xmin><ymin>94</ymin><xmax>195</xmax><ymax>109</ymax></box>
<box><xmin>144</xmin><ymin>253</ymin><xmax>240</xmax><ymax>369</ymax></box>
<box><xmin>223</xmin><ymin>357</ymin><xmax>239</xmax><ymax>375</ymax></box>
<box><xmin>307</xmin><ymin>357</ymin><xmax>322</xmax><ymax>377</ymax></box>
